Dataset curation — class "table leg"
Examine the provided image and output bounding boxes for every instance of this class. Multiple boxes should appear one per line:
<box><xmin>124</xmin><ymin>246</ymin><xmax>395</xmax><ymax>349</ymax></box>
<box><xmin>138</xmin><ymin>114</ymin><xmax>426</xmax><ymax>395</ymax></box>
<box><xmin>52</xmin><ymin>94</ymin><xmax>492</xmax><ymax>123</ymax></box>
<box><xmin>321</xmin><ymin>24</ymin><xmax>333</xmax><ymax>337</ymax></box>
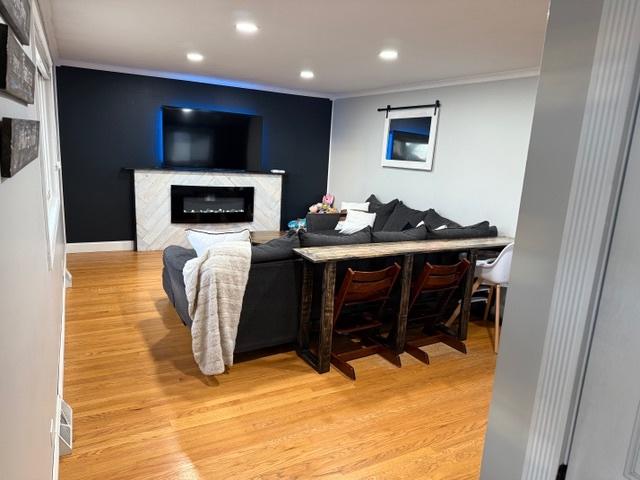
<box><xmin>317</xmin><ymin>261</ymin><xmax>337</xmax><ymax>373</ymax></box>
<box><xmin>297</xmin><ymin>260</ymin><xmax>313</xmax><ymax>352</ymax></box>
<box><xmin>393</xmin><ymin>254</ymin><xmax>414</xmax><ymax>354</ymax></box>
<box><xmin>459</xmin><ymin>249</ymin><xmax>478</xmax><ymax>341</ymax></box>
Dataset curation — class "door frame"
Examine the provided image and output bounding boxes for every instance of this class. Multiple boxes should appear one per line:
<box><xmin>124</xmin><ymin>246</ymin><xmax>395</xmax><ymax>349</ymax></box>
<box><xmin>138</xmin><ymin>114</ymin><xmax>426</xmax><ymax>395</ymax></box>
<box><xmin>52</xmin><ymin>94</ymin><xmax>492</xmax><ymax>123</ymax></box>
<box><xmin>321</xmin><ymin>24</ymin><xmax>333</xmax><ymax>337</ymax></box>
<box><xmin>521</xmin><ymin>1</ymin><xmax>640</xmax><ymax>476</ymax></box>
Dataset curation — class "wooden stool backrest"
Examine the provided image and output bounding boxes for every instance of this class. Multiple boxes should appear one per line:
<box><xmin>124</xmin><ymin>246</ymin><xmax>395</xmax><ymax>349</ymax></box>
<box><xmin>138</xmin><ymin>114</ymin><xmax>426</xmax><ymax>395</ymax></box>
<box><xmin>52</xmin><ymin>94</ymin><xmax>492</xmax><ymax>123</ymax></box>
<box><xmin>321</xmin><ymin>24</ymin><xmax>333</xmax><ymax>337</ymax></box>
<box><xmin>333</xmin><ymin>263</ymin><xmax>401</xmax><ymax>324</ymax></box>
<box><xmin>409</xmin><ymin>260</ymin><xmax>470</xmax><ymax>314</ymax></box>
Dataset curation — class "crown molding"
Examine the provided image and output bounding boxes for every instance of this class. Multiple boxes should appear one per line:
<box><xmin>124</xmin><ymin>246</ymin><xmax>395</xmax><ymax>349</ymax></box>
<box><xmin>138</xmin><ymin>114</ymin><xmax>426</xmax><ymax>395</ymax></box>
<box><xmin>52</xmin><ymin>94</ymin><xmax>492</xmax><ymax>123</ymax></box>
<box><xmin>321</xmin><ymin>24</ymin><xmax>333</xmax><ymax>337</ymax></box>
<box><xmin>55</xmin><ymin>59</ymin><xmax>334</xmax><ymax>99</ymax></box>
<box><xmin>55</xmin><ymin>59</ymin><xmax>540</xmax><ymax>101</ymax></box>
<box><xmin>331</xmin><ymin>67</ymin><xmax>540</xmax><ymax>100</ymax></box>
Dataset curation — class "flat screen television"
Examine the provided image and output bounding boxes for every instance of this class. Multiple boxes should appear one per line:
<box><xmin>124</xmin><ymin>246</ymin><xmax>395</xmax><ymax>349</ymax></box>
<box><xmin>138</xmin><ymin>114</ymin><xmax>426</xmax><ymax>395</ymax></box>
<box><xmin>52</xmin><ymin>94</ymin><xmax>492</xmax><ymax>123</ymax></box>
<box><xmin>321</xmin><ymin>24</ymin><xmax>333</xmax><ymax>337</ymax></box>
<box><xmin>162</xmin><ymin>106</ymin><xmax>262</xmax><ymax>171</ymax></box>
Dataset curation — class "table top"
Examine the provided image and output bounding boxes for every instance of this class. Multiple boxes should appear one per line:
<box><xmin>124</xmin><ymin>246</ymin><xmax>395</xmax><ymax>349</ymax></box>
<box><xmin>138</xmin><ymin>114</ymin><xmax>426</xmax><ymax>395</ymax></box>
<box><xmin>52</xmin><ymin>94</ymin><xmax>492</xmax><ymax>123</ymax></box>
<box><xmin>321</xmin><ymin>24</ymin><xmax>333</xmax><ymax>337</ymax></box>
<box><xmin>294</xmin><ymin>236</ymin><xmax>514</xmax><ymax>263</ymax></box>
<box><xmin>250</xmin><ymin>231</ymin><xmax>288</xmax><ymax>245</ymax></box>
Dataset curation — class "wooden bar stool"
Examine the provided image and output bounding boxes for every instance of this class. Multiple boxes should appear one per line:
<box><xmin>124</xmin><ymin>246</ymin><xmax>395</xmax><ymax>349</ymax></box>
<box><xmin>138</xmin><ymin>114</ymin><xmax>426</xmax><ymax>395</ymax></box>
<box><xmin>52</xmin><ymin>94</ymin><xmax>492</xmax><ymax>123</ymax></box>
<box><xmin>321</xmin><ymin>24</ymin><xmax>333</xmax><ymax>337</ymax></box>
<box><xmin>330</xmin><ymin>263</ymin><xmax>402</xmax><ymax>380</ymax></box>
<box><xmin>404</xmin><ymin>260</ymin><xmax>470</xmax><ymax>364</ymax></box>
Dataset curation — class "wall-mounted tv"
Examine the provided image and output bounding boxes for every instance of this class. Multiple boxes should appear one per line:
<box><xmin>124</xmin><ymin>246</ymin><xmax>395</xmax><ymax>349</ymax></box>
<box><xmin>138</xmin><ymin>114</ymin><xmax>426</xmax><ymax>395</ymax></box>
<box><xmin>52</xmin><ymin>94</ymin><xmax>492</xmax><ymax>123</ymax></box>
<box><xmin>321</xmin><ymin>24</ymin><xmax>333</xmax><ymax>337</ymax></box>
<box><xmin>162</xmin><ymin>106</ymin><xmax>263</xmax><ymax>171</ymax></box>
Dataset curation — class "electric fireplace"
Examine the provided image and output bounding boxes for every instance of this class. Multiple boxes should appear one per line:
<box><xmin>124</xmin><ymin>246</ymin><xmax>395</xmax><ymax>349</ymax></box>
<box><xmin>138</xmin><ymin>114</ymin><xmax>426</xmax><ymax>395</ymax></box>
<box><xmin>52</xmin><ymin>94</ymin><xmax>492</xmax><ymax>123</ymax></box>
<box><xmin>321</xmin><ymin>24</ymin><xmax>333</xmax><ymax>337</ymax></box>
<box><xmin>170</xmin><ymin>185</ymin><xmax>254</xmax><ymax>223</ymax></box>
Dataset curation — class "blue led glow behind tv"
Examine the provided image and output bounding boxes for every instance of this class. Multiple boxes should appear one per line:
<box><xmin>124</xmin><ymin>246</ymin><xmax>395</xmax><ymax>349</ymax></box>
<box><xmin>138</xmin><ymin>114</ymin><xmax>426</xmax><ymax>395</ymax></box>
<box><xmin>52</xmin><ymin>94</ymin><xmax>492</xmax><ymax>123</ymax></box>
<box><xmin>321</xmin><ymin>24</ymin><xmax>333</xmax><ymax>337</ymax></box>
<box><xmin>162</xmin><ymin>106</ymin><xmax>263</xmax><ymax>171</ymax></box>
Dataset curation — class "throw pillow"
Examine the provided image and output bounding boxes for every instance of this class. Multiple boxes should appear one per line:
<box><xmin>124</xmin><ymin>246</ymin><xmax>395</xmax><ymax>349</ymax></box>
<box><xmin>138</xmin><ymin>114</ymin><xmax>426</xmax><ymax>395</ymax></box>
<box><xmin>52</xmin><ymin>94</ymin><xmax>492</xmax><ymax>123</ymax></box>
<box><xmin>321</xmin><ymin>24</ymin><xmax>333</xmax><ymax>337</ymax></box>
<box><xmin>422</xmin><ymin>208</ymin><xmax>461</xmax><ymax>229</ymax></box>
<box><xmin>382</xmin><ymin>202</ymin><xmax>424</xmax><ymax>231</ymax></box>
<box><xmin>366</xmin><ymin>194</ymin><xmax>399</xmax><ymax>231</ymax></box>
<box><xmin>300</xmin><ymin>227</ymin><xmax>372</xmax><ymax>247</ymax></box>
<box><xmin>186</xmin><ymin>228</ymin><xmax>251</xmax><ymax>257</ymax></box>
<box><xmin>340</xmin><ymin>201</ymin><xmax>369</xmax><ymax>212</ymax></box>
<box><xmin>425</xmin><ymin>221</ymin><xmax>498</xmax><ymax>240</ymax></box>
<box><xmin>251</xmin><ymin>231</ymin><xmax>300</xmax><ymax>264</ymax></box>
<box><xmin>366</xmin><ymin>194</ymin><xmax>383</xmax><ymax>210</ymax></box>
<box><xmin>338</xmin><ymin>209</ymin><xmax>376</xmax><ymax>234</ymax></box>
<box><xmin>372</xmin><ymin>225</ymin><xmax>427</xmax><ymax>243</ymax></box>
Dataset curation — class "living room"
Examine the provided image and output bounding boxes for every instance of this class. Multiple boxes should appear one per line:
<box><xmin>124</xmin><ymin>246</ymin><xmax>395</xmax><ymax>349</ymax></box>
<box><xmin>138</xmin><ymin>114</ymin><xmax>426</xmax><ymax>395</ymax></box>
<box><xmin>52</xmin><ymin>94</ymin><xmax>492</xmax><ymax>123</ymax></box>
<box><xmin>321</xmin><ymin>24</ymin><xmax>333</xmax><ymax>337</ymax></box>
<box><xmin>3</xmin><ymin>1</ymin><xmax>640</xmax><ymax>479</ymax></box>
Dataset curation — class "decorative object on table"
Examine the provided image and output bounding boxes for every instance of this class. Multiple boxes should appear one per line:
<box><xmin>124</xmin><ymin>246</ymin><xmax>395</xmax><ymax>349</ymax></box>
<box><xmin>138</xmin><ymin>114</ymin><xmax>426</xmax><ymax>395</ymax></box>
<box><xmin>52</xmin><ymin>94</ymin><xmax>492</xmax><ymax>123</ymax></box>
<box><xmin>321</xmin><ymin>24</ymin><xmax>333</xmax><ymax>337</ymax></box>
<box><xmin>287</xmin><ymin>218</ymin><xmax>306</xmax><ymax>231</ymax></box>
<box><xmin>322</xmin><ymin>193</ymin><xmax>334</xmax><ymax>207</ymax></box>
<box><xmin>308</xmin><ymin>193</ymin><xmax>338</xmax><ymax>214</ymax></box>
<box><xmin>0</xmin><ymin>0</ymin><xmax>31</xmax><ymax>45</ymax></box>
<box><xmin>0</xmin><ymin>117</ymin><xmax>39</xmax><ymax>178</ymax></box>
<box><xmin>0</xmin><ymin>24</ymin><xmax>36</xmax><ymax>104</ymax></box>
<box><xmin>379</xmin><ymin>101</ymin><xmax>440</xmax><ymax>171</ymax></box>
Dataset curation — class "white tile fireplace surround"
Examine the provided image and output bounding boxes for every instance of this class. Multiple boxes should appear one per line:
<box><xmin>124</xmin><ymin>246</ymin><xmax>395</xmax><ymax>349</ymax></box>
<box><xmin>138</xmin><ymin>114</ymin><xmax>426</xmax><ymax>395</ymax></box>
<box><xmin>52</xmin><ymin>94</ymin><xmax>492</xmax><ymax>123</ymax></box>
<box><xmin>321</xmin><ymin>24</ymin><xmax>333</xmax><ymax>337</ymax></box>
<box><xmin>134</xmin><ymin>169</ymin><xmax>282</xmax><ymax>251</ymax></box>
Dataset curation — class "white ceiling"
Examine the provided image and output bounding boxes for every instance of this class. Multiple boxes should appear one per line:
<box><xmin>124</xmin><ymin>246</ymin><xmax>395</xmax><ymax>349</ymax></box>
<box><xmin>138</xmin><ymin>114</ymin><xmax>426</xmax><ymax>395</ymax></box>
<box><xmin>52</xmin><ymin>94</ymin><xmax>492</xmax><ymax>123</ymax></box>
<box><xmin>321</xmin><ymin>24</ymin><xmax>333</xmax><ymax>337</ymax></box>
<box><xmin>45</xmin><ymin>0</ymin><xmax>549</xmax><ymax>97</ymax></box>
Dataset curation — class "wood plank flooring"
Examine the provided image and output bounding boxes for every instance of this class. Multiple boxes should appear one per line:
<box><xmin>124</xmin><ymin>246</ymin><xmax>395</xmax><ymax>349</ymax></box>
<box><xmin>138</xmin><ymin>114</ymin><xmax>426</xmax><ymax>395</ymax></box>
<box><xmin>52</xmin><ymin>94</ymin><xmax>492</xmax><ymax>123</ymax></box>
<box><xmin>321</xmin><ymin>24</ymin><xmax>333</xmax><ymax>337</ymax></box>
<box><xmin>60</xmin><ymin>251</ymin><xmax>496</xmax><ymax>480</ymax></box>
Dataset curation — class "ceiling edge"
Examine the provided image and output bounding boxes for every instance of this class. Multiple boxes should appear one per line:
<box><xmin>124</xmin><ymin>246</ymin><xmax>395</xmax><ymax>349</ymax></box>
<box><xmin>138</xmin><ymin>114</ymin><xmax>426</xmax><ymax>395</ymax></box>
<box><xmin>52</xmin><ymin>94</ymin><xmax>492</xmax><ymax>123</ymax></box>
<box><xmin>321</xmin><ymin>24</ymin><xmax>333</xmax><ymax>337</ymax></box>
<box><xmin>331</xmin><ymin>67</ymin><xmax>541</xmax><ymax>100</ymax></box>
<box><xmin>55</xmin><ymin>59</ymin><xmax>541</xmax><ymax>101</ymax></box>
<box><xmin>55</xmin><ymin>59</ymin><xmax>334</xmax><ymax>99</ymax></box>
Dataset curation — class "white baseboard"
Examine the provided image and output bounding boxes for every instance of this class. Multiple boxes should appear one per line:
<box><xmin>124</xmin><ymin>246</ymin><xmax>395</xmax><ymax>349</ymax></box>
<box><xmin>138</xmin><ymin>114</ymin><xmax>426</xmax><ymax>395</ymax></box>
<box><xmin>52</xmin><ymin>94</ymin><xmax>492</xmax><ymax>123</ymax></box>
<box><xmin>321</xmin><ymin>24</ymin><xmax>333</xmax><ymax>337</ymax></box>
<box><xmin>66</xmin><ymin>241</ymin><xmax>134</xmax><ymax>253</ymax></box>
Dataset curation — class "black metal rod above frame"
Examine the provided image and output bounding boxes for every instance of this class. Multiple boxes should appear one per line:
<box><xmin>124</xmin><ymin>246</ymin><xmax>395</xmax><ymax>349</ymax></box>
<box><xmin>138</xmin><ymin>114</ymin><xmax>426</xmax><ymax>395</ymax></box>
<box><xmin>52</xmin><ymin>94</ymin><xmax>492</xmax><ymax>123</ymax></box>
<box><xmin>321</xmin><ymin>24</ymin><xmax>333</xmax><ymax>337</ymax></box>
<box><xmin>377</xmin><ymin>100</ymin><xmax>441</xmax><ymax>117</ymax></box>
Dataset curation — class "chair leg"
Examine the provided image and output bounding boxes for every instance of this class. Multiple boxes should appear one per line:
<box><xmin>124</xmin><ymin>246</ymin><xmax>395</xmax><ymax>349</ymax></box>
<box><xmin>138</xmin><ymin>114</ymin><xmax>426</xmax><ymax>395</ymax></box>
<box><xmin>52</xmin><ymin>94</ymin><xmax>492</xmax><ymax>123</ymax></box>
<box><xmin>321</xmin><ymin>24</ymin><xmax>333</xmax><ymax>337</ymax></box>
<box><xmin>483</xmin><ymin>285</ymin><xmax>495</xmax><ymax>325</ymax></box>
<box><xmin>494</xmin><ymin>285</ymin><xmax>501</xmax><ymax>353</ymax></box>
<box><xmin>376</xmin><ymin>346</ymin><xmax>402</xmax><ymax>368</ymax></box>
<box><xmin>439</xmin><ymin>335</ymin><xmax>468</xmax><ymax>354</ymax></box>
<box><xmin>404</xmin><ymin>343</ymin><xmax>430</xmax><ymax>365</ymax></box>
<box><xmin>330</xmin><ymin>353</ymin><xmax>356</xmax><ymax>380</ymax></box>
<box><xmin>361</xmin><ymin>336</ymin><xmax>402</xmax><ymax>368</ymax></box>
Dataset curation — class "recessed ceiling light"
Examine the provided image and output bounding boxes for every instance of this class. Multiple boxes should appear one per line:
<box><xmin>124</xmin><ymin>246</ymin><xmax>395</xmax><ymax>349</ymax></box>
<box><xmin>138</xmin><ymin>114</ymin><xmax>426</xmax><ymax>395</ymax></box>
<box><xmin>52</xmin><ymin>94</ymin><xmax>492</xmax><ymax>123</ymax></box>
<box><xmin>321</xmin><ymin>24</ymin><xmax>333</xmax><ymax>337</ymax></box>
<box><xmin>236</xmin><ymin>21</ymin><xmax>259</xmax><ymax>34</ymax></box>
<box><xmin>182</xmin><ymin>108</ymin><xmax>193</xmax><ymax>113</ymax></box>
<box><xmin>186</xmin><ymin>52</ymin><xmax>204</xmax><ymax>62</ymax></box>
<box><xmin>379</xmin><ymin>49</ymin><xmax>398</xmax><ymax>61</ymax></box>
<box><xmin>300</xmin><ymin>70</ymin><xmax>315</xmax><ymax>80</ymax></box>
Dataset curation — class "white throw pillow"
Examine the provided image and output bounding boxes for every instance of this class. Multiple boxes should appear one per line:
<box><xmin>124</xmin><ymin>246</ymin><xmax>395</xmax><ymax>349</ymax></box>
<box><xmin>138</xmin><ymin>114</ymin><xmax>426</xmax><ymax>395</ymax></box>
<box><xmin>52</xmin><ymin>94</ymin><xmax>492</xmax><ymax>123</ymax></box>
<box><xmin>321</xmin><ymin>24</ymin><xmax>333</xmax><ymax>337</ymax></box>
<box><xmin>338</xmin><ymin>210</ymin><xmax>376</xmax><ymax>235</ymax></box>
<box><xmin>340</xmin><ymin>201</ymin><xmax>369</xmax><ymax>212</ymax></box>
<box><xmin>187</xmin><ymin>228</ymin><xmax>251</xmax><ymax>257</ymax></box>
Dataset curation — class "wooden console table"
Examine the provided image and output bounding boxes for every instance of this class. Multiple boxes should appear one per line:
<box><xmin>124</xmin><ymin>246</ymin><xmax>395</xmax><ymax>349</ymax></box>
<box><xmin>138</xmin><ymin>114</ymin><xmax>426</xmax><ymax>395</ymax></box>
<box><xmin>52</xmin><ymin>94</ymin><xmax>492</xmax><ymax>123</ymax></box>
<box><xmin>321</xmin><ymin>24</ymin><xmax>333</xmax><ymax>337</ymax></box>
<box><xmin>250</xmin><ymin>231</ymin><xmax>287</xmax><ymax>245</ymax></box>
<box><xmin>294</xmin><ymin>236</ymin><xmax>513</xmax><ymax>373</ymax></box>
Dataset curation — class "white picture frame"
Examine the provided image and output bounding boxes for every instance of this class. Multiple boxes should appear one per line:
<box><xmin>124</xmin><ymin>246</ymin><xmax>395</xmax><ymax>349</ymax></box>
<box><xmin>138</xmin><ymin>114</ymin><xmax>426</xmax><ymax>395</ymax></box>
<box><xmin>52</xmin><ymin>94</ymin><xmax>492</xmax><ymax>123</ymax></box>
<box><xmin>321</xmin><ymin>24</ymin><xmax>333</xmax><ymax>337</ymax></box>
<box><xmin>380</xmin><ymin>105</ymin><xmax>439</xmax><ymax>171</ymax></box>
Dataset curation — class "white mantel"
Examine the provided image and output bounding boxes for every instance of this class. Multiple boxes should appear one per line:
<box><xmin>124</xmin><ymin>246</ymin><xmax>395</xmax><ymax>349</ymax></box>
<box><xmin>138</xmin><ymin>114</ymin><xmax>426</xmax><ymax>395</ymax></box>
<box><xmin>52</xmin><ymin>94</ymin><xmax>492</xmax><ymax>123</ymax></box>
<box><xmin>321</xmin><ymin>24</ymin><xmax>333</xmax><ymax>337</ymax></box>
<box><xmin>134</xmin><ymin>169</ymin><xmax>282</xmax><ymax>251</ymax></box>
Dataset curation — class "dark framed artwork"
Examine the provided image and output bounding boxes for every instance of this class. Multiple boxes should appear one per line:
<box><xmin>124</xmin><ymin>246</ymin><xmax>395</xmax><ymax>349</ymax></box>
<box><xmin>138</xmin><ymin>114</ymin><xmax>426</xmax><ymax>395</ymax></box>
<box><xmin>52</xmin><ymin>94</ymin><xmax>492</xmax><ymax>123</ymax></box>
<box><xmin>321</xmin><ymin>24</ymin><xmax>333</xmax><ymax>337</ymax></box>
<box><xmin>0</xmin><ymin>117</ymin><xmax>40</xmax><ymax>178</ymax></box>
<box><xmin>0</xmin><ymin>23</ymin><xmax>35</xmax><ymax>103</ymax></box>
<box><xmin>0</xmin><ymin>0</ymin><xmax>31</xmax><ymax>45</ymax></box>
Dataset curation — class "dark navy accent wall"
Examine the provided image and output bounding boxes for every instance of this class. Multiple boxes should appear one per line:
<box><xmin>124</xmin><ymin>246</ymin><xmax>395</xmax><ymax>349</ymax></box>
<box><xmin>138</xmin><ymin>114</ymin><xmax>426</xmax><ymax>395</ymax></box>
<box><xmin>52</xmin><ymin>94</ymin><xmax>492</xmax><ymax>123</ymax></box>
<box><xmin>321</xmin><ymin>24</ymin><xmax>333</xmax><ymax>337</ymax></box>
<box><xmin>56</xmin><ymin>66</ymin><xmax>332</xmax><ymax>243</ymax></box>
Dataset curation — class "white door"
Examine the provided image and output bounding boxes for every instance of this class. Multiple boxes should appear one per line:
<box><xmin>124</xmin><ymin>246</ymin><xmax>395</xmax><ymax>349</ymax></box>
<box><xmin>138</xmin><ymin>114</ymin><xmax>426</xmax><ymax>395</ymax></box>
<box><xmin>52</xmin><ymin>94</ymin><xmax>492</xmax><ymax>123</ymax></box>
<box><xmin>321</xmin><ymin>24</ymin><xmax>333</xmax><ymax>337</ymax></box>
<box><xmin>565</xmin><ymin>104</ymin><xmax>640</xmax><ymax>478</ymax></box>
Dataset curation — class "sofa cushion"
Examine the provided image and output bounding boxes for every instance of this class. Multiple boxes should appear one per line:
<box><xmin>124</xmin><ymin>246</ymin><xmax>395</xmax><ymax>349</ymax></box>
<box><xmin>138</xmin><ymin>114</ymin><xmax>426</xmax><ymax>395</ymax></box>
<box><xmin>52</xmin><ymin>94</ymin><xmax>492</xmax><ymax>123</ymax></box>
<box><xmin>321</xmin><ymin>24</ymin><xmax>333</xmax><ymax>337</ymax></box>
<box><xmin>425</xmin><ymin>221</ymin><xmax>497</xmax><ymax>240</ymax></box>
<box><xmin>163</xmin><ymin>245</ymin><xmax>197</xmax><ymax>272</ymax></box>
<box><xmin>383</xmin><ymin>202</ymin><xmax>424</xmax><ymax>231</ymax></box>
<box><xmin>300</xmin><ymin>227</ymin><xmax>372</xmax><ymax>247</ymax></box>
<box><xmin>372</xmin><ymin>225</ymin><xmax>427</xmax><ymax>243</ymax></box>
<box><xmin>186</xmin><ymin>228</ymin><xmax>251</xmax><ymax>256</ymax></box>
<box><xmin>366</xmin><ymin>194</ymin><xmax>399</xmax><ymax>231</ymax></box>
<box><xmin>422</xmin><ymin>209</ymin><xmax>461</xmax><ymax>229</ymax></box>
<box><xmin>337</xmin><ymin>209</ymin><xmax>376</xmax><ymax>234</ymax></box>
<box><xmin>251</xmin><ymin>231</ymin><xmax>300</xmax><ymax>263</ymax></box>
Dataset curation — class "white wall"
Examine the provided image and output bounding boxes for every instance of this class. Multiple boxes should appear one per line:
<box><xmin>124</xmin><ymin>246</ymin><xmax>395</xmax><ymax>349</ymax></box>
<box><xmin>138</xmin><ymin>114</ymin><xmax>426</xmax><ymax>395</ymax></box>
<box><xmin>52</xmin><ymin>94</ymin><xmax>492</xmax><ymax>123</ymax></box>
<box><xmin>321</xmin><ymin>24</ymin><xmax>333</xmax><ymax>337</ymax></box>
<box><xmin>327</xmin><ymin>76</ymin><xmax>538</xmax><ymax>236</ymax></box>
<box><xmin>0</xmin><ymin>4</ymin><xmax>66</xmax><ymax>479</ymax></box>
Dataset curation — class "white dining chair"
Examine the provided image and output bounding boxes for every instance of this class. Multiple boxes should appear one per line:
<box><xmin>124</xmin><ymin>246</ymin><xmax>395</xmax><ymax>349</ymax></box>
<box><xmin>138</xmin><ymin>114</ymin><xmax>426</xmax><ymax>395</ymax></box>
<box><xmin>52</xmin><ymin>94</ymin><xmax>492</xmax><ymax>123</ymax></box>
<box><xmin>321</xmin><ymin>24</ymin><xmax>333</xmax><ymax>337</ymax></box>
<box><xmin>476</xmin><ymin>243</ymin><xmax>514</xmax><ymax>353</ymax></box>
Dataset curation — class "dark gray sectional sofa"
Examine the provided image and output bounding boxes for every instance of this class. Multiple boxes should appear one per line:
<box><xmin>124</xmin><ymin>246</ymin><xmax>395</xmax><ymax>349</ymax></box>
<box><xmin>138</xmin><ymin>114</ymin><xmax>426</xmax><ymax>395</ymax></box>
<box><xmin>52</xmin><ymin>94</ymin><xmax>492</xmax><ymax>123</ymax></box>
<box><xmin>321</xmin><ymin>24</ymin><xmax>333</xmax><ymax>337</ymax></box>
<box><xmin>162</xmin><ymin>195</ymin><xmax>498</xmax><ymax>355</ymax></box>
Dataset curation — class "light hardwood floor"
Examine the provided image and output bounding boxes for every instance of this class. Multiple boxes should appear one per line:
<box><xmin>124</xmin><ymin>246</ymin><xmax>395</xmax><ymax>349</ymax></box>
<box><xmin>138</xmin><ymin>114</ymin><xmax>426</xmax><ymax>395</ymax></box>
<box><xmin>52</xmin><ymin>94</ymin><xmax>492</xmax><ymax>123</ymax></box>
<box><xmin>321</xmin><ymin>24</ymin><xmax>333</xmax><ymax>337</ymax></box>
<box><xmin>60</xmin><ymin>251</ymin><xmax>496</xmax><ymax>480</ymax></box>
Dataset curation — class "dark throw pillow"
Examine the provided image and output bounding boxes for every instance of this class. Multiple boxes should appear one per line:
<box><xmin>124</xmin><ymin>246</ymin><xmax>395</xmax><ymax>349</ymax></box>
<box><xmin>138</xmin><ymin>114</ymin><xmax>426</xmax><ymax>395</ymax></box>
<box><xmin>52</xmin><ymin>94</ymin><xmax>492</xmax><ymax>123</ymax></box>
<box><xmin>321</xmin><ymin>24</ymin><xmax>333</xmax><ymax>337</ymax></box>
<box><xmin>300</xmin><ymin>227</ymin><xmax>372</xmax><ymax>247</ymax></box>
<box><xmin>425</xmin><ymin>221</ymin><xmax>498</xmax><ymax>240</ymax></box>
<box><xmin>251</xmin><ymin>231</ymin><xmax>301</xmax><ymax>263</ymax></box>
<box><xmin>372</xmin><ymin>225</ymin><xmax>427</xmax><ymax>243</ymax></box>
<box><xmin>366</xmin><ymin>194</ymin><xmax>399</xmax><ymax>231</ymax></box>
<box><xmin>382</xmin><ymin>202</ymin><xmax>424</xmax><ymax>231</ymax></box>
<box><xmin>422</xmin><ymin>208</ymin><xmax>462</xmax><ymax>229</ymax></box>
